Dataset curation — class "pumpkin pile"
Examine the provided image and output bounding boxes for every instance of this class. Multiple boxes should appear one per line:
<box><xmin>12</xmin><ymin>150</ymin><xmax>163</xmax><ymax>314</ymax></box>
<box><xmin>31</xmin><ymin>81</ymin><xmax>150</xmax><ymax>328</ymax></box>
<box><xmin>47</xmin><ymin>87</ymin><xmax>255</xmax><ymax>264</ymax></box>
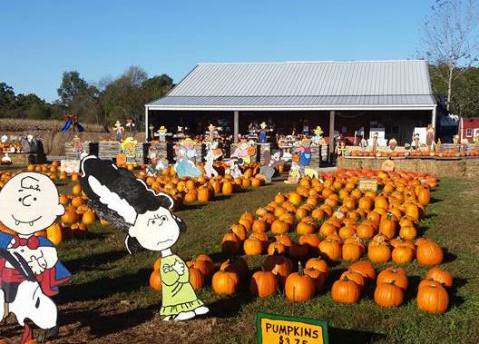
<box><xmin>135</xmin><ymin>163</ymin><xmax>265</xmax><ymax>207</ymax></box>
<box><xmin>210</xmin><ymin>168</ymin><xmax>452</xmax><ymax>311</ymax></box>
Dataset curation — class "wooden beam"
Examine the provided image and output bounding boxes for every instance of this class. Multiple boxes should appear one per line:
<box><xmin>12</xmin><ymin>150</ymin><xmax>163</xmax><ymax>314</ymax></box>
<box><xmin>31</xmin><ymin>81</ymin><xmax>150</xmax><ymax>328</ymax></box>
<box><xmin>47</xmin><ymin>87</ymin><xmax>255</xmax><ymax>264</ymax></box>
<box><xmin>431</xmin><ymin>106</ymin><xmax>437</xmax><ymax>128</ymax></box>
<box><xmin>144</xmin><ymin>106</ymin><xmax>149</xmax><ymax>142</ymax></box>
<box><xmin>329</xmin><ymin>110</ymin><xmax>335</xmax><ymax>154</ymax></box>
<box><xmin>234</xmin><ymin>111</ymin><xmax>239</xmax><ymax>143</ymax></box>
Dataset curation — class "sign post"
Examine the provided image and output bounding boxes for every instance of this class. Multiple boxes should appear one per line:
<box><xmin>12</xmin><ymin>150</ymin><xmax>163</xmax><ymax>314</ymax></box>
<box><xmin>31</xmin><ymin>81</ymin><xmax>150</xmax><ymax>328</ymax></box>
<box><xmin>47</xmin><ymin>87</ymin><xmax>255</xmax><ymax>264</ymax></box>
<box><xmin>256</xmin><ymin>312</ymin><xmax>329</xmax><ymax>344</ymax></box>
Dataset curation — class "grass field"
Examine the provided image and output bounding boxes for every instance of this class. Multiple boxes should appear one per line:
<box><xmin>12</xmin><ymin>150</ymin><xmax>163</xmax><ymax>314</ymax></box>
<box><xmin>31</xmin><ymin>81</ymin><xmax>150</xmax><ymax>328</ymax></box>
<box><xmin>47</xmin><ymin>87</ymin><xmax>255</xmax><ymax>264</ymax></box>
<box><xmin>2</xmin><ymin>177</ymin><xmax>478</xmax><ymax>344</ymax></box>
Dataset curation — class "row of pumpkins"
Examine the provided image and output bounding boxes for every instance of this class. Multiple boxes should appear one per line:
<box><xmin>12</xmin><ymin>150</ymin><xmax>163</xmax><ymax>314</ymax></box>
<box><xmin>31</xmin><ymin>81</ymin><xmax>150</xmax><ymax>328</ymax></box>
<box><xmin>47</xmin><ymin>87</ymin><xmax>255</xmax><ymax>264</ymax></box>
<box><xmin>149</xmin><ymin>253</ymin><xmax>451</xmax><ymax>314</ymax></box>
<box><xmin>149</xmin><ymin>168</ymin><xmax>452</xmax><ymax>313</ymax></box>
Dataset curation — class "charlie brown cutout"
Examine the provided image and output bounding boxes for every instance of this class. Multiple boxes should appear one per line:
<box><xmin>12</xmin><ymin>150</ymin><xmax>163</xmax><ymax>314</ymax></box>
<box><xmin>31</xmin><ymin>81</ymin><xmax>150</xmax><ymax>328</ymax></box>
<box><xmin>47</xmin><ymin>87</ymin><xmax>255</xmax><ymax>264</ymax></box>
<box><xmin>0</xmin><ymin>172</ymin><xmax>71</xmax><ymax>343</ymax></box>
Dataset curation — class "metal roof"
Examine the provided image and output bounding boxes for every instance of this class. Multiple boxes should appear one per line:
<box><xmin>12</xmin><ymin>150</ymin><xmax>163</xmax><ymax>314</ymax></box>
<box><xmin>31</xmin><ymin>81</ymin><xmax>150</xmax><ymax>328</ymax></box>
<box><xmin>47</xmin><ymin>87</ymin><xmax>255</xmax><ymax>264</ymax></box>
<box><xmin>147</xmin><ymin>60</ymin><xmax>436</xmax><ymax>110</ymax></box>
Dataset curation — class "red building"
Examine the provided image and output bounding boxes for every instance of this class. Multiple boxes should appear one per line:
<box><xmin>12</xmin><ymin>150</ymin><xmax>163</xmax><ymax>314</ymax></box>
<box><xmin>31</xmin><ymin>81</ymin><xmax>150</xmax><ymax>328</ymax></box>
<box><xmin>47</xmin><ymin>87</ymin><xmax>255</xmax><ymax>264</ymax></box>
<box><xmin>460</xmin><ymin>117</ymin><xmax>479</xmax><ymax>142</ymax></box>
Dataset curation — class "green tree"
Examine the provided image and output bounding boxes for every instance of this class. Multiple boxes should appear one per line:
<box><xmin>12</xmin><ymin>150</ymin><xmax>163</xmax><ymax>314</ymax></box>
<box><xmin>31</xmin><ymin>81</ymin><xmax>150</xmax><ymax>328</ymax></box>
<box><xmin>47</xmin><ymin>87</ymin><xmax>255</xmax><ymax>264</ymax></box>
<box><xmin>0</xmin><ymin>82</ymin><xmax>16</xmax><ymax>117</ymax></box>
<box><xmin>57</xmin><ymin>71</ymin><xmax>89</xmax><ymax>107</ymax></box>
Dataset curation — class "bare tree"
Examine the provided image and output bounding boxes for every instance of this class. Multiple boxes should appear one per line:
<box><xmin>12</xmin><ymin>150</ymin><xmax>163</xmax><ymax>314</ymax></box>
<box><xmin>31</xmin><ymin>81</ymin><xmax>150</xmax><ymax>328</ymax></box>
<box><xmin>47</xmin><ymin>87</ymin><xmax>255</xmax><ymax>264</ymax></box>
<box><xmin>422</xmin><ymin>0</ymin><xmax>479</xmax><ymax>112</ymax></box>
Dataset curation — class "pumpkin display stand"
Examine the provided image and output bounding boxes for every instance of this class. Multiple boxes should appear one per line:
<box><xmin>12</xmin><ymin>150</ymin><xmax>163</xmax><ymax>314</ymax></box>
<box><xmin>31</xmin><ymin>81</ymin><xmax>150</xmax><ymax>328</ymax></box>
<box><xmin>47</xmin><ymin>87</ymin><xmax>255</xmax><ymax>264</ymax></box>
<box><xmin>337</xmin><ymin>157</ymin><xmax>478</xmax><ymax>178</ymax></box>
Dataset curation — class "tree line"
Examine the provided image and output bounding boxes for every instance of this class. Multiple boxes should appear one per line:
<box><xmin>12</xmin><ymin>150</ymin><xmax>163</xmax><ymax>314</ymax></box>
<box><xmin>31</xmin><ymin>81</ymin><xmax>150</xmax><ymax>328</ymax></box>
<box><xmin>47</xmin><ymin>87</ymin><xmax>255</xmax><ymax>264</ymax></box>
<box><xmin>0</xmin><ymin>65</ymin><xmax>173</xmax><ymax>126</ymax></box>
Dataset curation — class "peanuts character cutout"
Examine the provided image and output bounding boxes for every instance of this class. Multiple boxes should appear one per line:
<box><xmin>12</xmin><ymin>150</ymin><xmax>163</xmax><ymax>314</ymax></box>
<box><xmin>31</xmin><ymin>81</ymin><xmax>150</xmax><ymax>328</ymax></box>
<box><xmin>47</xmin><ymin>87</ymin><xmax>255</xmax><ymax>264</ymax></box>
<box><xmin>80</xmin><ymin>156</ymin><xmax>209</xmax><ymax>321</ymax></box>
<box><xmin>0</xmin><ymin>172</ymin><xmax>71</xmax><ymax>343</ymax></box>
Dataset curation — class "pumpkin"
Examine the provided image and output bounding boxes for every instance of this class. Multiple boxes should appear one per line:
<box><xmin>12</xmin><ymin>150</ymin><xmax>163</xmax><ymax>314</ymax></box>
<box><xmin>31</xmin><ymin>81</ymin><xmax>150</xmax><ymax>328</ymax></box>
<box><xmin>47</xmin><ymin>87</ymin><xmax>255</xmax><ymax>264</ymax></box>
<box><xmin>379</xmin><ymin>215</ymin><xmax>397</xmax><ymax>239</ymax></box>
<box><xmin>191</xmin><ymin>259</ymin><xmax>215</xmax><ymax>278</ymax></box>
<box><xmin>298</xmin><ymin>234</ymin><xmax>321</xmax><ymax>254</ymax></box>
<box><xmin>304</xmin><ymin>258</ymin><xmax>329</xmax><ymax>277</ymax></box>
<box><xmin>263</xmin><ymin>255</ymin><xmax>293</xmax><ymax>285</ymax></box>
<box><xmin>275</xmin><ymin>234</ymin><xmax>293</xmax><ymax>247</ymax></box>
<box><xmin>184</xmin><ymin>190</ymin><xmax>198</xmax><ymax>203</ymax></box>
<box><xmin>197</xmin><ymin>186</ymin><xmax>211</xmax><ymax>202</ymax></box>
<box><xmin>252</xmin><ymin>219</ymin><xmax>268</xmax><ymax>233</ymax></box>
<box><xmin>267</xmin><ymin>241</ymin><xmax>287</xmax><ymax>255</ymax></box>
<box><xmin>311</xmin><ymin>208</ymin><xmax>325</xmax><ymax>221</ymax></box>
<box><xmin>356</xmin><ymin>223</ymin><xmax>375</xmax><ymax>240</ymax></box>
<box><xmin>417</xmin><ymin>187</ymin><xmax>431</xmax><ymax>206</ymax></box>
<box><xmin>392</xmin><ymin>245</ymin><xmax>415</xmax><ymax>264</ymax></box>
<box><xmin>221</xmin><ymin>232</ymin><xmax>241</xmax><ymax>254</ymax></box>
<box><xmin>368</xmin><ymin>242</ymin><xmax>391</xmax><ymax>263</ymax></box>
<box><xmin>189</xmin><ymin>267</ymin><xmax>205</xmax><ymax>290</ymax></box>
<box><xmin>231</xmin><ymin>224</ymin><xmax>247</xmax><ymax>241</ymax></box>
<box><xmin>331</xmin><ymin>277</ymin><xmax>361</xmax><ymax>304</ymax></box>
<box><xmin>342</xmin><ymin>242</ymin><xmax>364</xmax><ymax>262</ymax></box>
<box><xmin>212</xmin><ymin>268</ymin><xmax>239</xmax><ymax>295</ymax></box>
<box><xmin>349</xmin><ymin>260</ymin><xmax>376</xmax><ymax>280</ymax></box>
<box><xmin>271</xmin><ymin>220</ymin><xmax>289</xmax><ymax>234</ymax></box>
<box><xmin>46</xmin><ymin>223</ymin><xmax>63</xmax><ymax>246</ymax></box>
<box><xmin>72</xmin><ymin>184</ymin><xmax>82</xmax><ymax>196</ymax></box>
<box><xmin>374</xmin><ymin>282</ymin><xmax>404</xmax><ymax>308</ymax></box>
<box><xmin>250</xmin><ymin>271</ymin><xmax>279</xmax><ymax>298</ymax></box>
<box><xmin>82</xmin><ymin>211</ymin><xmax>96</xmax><ymax>225</ymax></box>
<box><xmin>417</xmin><ymin>282</ymin><xmax>449</xmax><ymax>313</ymax></box>
<box><xmin>319</xmin><ymin>239</ymin><xmax>342</xmax><ymax>262</ymax></box>
<box><xmin>221</xmin><ymin>257</ymin><xmax>249</xmax><ymax>280</ymax></box>
<box><xmin>222</xmin><ymin>181</ymin><xmax>234</xmax><ymax>195</ymax></box>
<box><xmin>425</xmin><ymin>267</ymin><xmax>453</xmax><ymax>288</ymax></box>
<box><xmin>149</xmin><ymin>270</ymin><xmax>162</xmax><ymax>291</ymax></box>
<box><xmin>338</xmin><ymin>226</ymin><xmax>356</xmax><ymax>240</ymax></box>
<box><xmin>416</xmin><ymin>240</ymin><xmax>443</xmax><ymax>266</ymax></box>
<box><xmin>377</xmin><ymin>267</ymin><xmax>408</xmax><ymax>290</ymax></box>
<box><xmin>319</xmin><ymin>222</ymin><xmax>337</xmax><ymax>238</ymax></box>
<box><xmin>288</xmin><ymin>192</ymin><xmax>303</xmax><ymax>206</ymax></box>
<box><xmin>399</xmin><ymin>225</ymin><xmax>417</xmax><ymax>240</ymax></box>
<box><xmin>296</xmin><ymin>218</ymin><xmax>317</xmax><ymax>235</ymax></box>
<box><xmin>358</xmin><ymin>197</ymin><xmax>373</xmax><ymax>212</ymax></box>
<box><xmin>285</xmin><ymin>271</ymin><xmax>316</xmax><ymax>302</ymax></box>
<box><xmin>340</xmin><ymin>270</ymin><xmax>366</xmax><ymax>291</ymax></box>
<box><xmin>304</xmin><ymin>268</ymin><xmax>327</xmax><ymax>290</ymax></box>
<box><xmin>243</xmin><ymin>237</ymin><xmax>264</xmax><ymax>255</ymax></box>
<box><xmin>61</xmin><ymin>209</ymin><xmax>79</xmax><ymax>225</ymax></box>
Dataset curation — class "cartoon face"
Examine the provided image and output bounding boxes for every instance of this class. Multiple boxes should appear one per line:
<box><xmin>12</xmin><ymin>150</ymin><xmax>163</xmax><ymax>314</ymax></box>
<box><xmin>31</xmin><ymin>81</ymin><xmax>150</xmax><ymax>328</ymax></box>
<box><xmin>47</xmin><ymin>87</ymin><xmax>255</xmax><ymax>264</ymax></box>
<box><xmin>0</xmin><ymin>172</ymin><xmax>64</xmax><ymax>234</ymax></box>
<box><xmin>129</xmin><ymin>207</ymin><xmax>183</xmax><ymax>251</ymax></box>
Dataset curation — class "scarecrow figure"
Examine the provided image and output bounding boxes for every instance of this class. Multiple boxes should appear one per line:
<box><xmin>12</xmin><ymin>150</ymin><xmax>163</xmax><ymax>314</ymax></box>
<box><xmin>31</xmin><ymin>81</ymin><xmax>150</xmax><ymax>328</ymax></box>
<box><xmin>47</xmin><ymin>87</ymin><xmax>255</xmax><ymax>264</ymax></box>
<box><xmin>72</xmin><ymin>135</ymin><xmax>84</xmax><ymax>160</ymax></box>
<box><xmin>205</xmin><ymin>123</ymin><xmax>222</xmax><ymax>143</ymax></box>
<box><xmin>311</xmin><ymin>126</ymin><xmax>324</xmax><ymax>146</ymax></box>
<box><xmin>113</xmin><ymin>120</ymin><xmax>125</xmax><ymax>142</ymax></box>
<box><xmin>80</xmin><ymin>156</ymin><xmax>209</xmax><ymax>321</ymax></box>
<box><xmin>295</xmin><ymin>138</ymin><xmax>313</xmax><ymax>171</ymax></box>
<box><xmin>231</xmin><ymin>137</ymin><xmax>256</xmax><ymax>165</ymax></box>
<box><xmin>204</xmin><ymin>141</ymin><xmax>222</xmax><ymax>177</ymax></box>
<box><xmin>258</xmin><ymin>122</ymin><xmax>269</xmax><ymax>144</ymax></box>
<box><xmin>0</xmin><ymin>172</ymin><xmax>71</xmax><ymax>343</ymax></box>
<box><xmin>174</xmin><ymin>138</ymin><xmax>201</xmax><ymax>178</ymax></box>
<box><xmin>154</xmin><ymin>126</ymin><xmax>170</xmax><ymax>143</ymax></box>
<box><xmin>125</xmin><ymin>117</ymin><xmax>136</xmax><ymax>135</ymax></box>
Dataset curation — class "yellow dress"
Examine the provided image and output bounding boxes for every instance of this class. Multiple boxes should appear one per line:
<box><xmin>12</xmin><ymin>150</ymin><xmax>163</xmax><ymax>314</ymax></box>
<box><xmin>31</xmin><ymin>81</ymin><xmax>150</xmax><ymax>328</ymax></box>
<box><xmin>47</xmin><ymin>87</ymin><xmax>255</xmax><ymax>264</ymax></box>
<box><xmin>160</xmin><ymin>254</ymin><xmax>204</xmax><ymax>316</ymax></box>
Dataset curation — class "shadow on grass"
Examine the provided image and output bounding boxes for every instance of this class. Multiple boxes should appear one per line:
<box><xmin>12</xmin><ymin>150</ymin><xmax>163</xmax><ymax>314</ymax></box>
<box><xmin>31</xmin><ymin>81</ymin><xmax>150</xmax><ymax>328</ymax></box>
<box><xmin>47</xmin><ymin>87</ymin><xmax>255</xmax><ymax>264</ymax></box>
<box><xmin>329</xmin><ymin>326</ymin><xmax>385</xmax><ymax>344</ymax></box>
<box><xmin>59</xmin><ymin>303</ymin><xmax>159</xmax><ymax>338</ymax></box>
<box><xmin>208</xmin><ymin>290</ymin><xmax>255</xmax><ymax>319</ymax></box>
<box><xmin>429</xmin><ymin>197</ymin><xmax>442</xmax><ymax>204</ymax></box>
<box><xmin>64</xmin><ymin>249</ymin><xmax>127</xmax><ymax>273</ymax></box>
<box><xmin>443</xmin><ymin>249</ymin><xmax>457</xmax><ymax>263</ymax></box>
<box><xmin>57</xmin><ymin>268</ymin><xmax>150</xmax><ymax>304</ymax></box>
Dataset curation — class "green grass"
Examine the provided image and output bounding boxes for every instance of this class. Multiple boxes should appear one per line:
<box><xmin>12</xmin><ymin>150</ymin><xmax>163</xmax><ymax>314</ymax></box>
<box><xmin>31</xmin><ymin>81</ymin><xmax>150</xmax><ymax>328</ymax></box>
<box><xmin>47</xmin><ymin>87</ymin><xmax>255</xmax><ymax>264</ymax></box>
<box><xmin>4</xmin><ymin>177</ymin><xmax>478</xmax><ymax>343</ymax></box>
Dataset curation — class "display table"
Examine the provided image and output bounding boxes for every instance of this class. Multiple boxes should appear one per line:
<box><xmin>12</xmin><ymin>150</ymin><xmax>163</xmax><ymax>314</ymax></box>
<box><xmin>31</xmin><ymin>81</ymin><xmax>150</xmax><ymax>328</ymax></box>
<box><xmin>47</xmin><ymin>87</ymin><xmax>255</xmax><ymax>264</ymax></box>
<box><xmin>337</xmin><ymin>157</ymin><xmax>479</xmax><ymax>178</ymax></box>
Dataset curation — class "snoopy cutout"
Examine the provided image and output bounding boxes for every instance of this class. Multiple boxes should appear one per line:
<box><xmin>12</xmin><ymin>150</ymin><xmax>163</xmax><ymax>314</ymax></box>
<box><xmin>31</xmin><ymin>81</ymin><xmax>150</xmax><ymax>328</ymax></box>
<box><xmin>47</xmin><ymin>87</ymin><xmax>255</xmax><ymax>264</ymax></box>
<box><xmin>80</xmin><ymin>155</ymin><xmax>209</xmax><ymax>321</ymax></box>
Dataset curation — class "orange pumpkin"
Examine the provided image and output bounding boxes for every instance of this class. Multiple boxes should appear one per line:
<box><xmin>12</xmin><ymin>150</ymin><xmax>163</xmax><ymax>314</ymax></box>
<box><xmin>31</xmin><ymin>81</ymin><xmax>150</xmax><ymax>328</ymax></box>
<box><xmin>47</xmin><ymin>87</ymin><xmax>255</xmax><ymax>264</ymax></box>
<box><xmin>416</xmin><ymin>240</ymin><xmax>443</xmax><ymax>266</ymax></box>
<box><xmin>377</xmin><ymin>267</ymin><xmax>408</xmax><ymax>290</ymax></box>
<box><xmin>417</xmin><ymin>282</ymin><xmax>448</xmax><ymax>313</ymax></box>
<box><xmin>331</xmin><ymin>277</ymin><xmax>361</xmax><ymax>304</ymax></box>
<box><xmin>285</xmin><ymin>270</ymin><xmax>316</xmax><ymax>302</ymax></box>
<box><xmin>374</xmin><ymin>282</ymin><xmax>404</xmax><ymax>308</ymax></box>
<box><xmin>425</xmin><ymin>266</ymin><xmax>453</xmax><ymax>288</ymax></box>
<box><xmin>149</xmin><ymin>270</ymin><xmax>162</xmax><ymax>291</ymax></box>
<box><xmin>250</xmin><ymin>271</ymin><xmax>279</xmax><ymax>298</ymax></box>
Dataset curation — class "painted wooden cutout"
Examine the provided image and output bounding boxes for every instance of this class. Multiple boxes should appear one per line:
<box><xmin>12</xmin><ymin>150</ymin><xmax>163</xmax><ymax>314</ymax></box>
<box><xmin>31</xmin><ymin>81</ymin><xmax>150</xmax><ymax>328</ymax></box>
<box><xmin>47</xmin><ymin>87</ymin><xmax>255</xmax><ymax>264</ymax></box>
<box><xmin>0</xmin><ymin>172</ymin><xmax>71</xmax><ymax>343</ymax></box>
<box><xmin>80</xmin><ymin>155</ymin><xmax>209</xmax><ymax>321</ymax></box>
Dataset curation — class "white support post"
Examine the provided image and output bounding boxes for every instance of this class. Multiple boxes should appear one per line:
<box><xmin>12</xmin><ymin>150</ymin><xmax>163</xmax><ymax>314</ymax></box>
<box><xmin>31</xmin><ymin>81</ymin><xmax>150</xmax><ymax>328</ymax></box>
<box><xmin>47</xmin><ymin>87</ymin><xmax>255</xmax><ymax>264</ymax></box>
<box><xmin>145</xmin><ymin>106</ymin><xmax>149</xmax><ymax>142</ymax></box>
<box><xmin>329</xmin><ymin>110</ymin><xmax>335</xmax><ymax>154</ymax></box>
<box><xmin>431</xmin><ymin>106</ymin><xmax>437</xmax><ymax>128</ymax></box>
<box><xmin>234</xmin><ymin>111</ymin><xmax>239</xmax><ymax>143</ymax></box>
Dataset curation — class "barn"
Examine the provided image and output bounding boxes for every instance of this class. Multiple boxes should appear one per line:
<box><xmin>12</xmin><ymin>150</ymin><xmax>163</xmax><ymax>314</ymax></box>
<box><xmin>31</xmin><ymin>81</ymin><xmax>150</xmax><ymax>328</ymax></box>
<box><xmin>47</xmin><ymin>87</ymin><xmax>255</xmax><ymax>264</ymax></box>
<box><xmin>145</xmin><ymin>60</ymin><xmax>437</xmax><ymax>150</ymax></box>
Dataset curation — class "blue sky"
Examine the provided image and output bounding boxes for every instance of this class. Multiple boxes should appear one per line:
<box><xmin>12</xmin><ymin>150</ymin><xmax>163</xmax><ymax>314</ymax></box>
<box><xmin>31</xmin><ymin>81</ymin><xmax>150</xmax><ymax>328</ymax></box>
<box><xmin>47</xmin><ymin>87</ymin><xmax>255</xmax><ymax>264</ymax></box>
<box><xmin>1</xmin><ymin>0</ymin><xmax>432</xmax><ymax>102</ymax></box>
